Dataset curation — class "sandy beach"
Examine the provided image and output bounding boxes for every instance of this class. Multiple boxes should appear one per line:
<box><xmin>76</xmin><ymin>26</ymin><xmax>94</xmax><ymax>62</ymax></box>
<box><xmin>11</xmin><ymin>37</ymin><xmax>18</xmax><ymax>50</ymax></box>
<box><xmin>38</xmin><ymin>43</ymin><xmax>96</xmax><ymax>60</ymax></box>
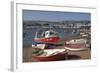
<box><xmin>23</xmin><ymin>46</ymin><xmax>91</xmax><ymax>62</ymax></box>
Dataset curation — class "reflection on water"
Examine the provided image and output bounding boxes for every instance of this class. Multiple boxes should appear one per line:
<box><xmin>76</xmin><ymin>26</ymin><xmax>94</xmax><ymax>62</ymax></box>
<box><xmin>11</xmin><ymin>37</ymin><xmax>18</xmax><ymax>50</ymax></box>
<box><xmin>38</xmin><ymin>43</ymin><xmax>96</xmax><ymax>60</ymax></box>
<box><xmin>23</xmin><ymin>28</ymin><xmax>78</xmax><ymax>47</ymax></box>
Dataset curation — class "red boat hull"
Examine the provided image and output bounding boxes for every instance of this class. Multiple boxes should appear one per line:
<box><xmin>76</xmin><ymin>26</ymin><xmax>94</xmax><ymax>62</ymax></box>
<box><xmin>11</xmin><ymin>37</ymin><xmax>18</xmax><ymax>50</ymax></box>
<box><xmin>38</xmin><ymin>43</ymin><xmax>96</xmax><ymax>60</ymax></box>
<box><xmin>32</xmin><ymin>51</ymin><xmax>68</xmax><ymax>61</ymax></box>
<box><xmin>66</xmin><ymin>44</ymin><xmax>85</xmax><ymax>48</ymax></box>
<box><xmin>34</xmin><ymin>37</ymin><xmax>60</xmax><ymax>44</ymax></box>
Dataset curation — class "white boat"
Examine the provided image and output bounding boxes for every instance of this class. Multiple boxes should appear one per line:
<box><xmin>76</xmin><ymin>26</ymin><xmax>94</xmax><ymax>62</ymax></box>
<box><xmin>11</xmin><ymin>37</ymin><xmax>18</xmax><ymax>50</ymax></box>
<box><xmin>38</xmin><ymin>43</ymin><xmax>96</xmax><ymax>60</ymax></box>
<box><xmin>66</xmin><ymin>39</ymin><xmax>87</xmax><ymax>44</ymax></box>
<box><xmin>65</xmin><ymin>39</ymin><xmax>87</xmax><ymax>51</ymax></box>
<box><xmin>32</xmin><ymin>49</ymin><xmax>68</xmax><ymax>61</ymax></box>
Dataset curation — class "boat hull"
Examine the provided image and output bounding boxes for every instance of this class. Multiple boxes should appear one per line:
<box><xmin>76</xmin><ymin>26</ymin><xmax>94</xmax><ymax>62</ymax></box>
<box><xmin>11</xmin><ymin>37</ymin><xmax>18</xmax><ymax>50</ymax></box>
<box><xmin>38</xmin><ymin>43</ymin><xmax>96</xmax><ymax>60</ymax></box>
<box><xmin>64</xmin><ymin>44</ymin><xmax>87</xmax><ymax>51</ymax></box>
<box><xmin>32</xmin><ymin>50</ymin><xmax>68</xmax><ymax>61</ymax></box>
<box><xmin>34</xmin><ymin>37</ymin><xmax>59</xmax><ymax>44</ymax></box>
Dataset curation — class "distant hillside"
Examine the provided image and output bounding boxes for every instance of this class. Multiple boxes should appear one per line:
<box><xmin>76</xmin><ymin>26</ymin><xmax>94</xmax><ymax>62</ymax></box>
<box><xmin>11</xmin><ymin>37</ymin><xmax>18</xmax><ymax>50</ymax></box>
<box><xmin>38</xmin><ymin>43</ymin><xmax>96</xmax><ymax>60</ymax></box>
<box><xmin>23</xmin><ymin>20</ymin><xmax>90</xmax><ymax>26</ymax></box>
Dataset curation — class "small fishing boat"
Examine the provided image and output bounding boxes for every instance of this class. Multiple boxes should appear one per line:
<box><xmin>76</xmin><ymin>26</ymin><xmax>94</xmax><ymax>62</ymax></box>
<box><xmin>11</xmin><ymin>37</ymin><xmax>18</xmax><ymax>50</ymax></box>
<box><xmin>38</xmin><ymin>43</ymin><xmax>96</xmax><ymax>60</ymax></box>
<box><xmin>66</xmin><ymin>39</ymin><xmax>87</xmax><ymax>44</ymax></box>
<box><xmin>34</xmin><ymin>30</ymin><xmax>59</xmax><ymax>43</ymax></box>
<box><xmin>32</xmin><ymin>49</ymin><xmax>68</xmax><ymax>61</ymax></box>
<box><xmin>32</xmin><ymin>30</ymin><xmax>60</xmax><ymax>49</ymax></box>
<box><xmin>65</xmin><ymin>39</ymin><xmax>87</xmax><ymax>51</ymax></box>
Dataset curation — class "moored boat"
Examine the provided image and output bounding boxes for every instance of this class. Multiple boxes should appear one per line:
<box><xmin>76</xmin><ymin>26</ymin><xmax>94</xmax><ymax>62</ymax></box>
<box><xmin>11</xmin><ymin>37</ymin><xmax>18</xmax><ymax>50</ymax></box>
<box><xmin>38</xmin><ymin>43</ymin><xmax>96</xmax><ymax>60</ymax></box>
<box><xmin>32</xmin><ymin>30</ymin><xmax>60</xmax><ymax>49</ymax></box>
<box><xmin>32</xmin><ymin>49</ymin><xmax>68</xmax><ymax>61</ymax></box>
<box><xmin>65</xmin><ymin>39</ymin><xmax>87</xmax><ymax>51</ymax></box>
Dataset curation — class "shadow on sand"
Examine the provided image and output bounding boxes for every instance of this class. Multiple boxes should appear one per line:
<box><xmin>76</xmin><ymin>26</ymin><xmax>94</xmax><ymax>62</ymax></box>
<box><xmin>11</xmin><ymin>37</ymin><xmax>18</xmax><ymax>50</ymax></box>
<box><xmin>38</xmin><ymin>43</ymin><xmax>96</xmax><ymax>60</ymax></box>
<box><xmin>68</xmin><ymin>55</ymin><xmax>81</xmax><ymax>60</ymax></box>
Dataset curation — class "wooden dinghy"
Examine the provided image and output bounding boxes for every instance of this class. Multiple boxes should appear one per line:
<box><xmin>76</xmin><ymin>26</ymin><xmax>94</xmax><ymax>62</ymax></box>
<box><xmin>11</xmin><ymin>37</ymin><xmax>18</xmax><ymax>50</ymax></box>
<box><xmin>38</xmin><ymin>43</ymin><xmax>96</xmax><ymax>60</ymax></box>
<box><xmin>65</xmin><ymin>39</ymin><xmax>87</xmax><ymax>51</ymax></box>
<box><xmin>32</xmin><ymin>49</ymin><xmax>68</xmax><ymax>61</ymax></box>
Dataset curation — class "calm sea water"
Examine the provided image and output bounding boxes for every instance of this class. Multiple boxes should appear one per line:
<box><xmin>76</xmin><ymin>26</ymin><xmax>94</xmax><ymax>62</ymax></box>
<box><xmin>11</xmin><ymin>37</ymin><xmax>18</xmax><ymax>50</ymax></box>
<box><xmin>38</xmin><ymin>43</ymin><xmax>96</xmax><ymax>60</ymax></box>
<box><xmin>23</xmin><ymin>28</ymin><xmax>78</xmax><ymax>47</ymax></box>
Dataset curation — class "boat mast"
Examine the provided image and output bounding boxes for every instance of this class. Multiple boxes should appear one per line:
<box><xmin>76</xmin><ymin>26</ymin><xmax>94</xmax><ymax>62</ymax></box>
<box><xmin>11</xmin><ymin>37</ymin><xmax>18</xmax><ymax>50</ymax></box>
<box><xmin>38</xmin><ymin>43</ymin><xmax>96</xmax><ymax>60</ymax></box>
<box><xmin>35</xmin><ymin>31</ymin><xmax>38</xmax><ymax>39</ymax></box>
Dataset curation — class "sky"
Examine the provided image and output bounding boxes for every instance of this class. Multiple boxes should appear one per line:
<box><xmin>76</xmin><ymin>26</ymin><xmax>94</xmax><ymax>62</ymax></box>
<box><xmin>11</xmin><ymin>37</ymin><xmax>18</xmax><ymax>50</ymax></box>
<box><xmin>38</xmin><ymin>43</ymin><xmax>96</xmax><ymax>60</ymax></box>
<box><xmin>23</xmin><ymin>10</ymin><xmax>91</xmax><ymax>21</ymax></box>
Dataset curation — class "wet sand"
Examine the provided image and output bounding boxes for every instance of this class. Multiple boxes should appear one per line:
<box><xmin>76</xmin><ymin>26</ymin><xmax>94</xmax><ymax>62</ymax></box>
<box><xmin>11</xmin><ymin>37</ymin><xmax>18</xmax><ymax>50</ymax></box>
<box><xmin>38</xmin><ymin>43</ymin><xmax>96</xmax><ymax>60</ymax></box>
<box><xmin>23</xmin><ymin>47</ymin><xmax>91</xmax><ymax>62</ymax></box>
